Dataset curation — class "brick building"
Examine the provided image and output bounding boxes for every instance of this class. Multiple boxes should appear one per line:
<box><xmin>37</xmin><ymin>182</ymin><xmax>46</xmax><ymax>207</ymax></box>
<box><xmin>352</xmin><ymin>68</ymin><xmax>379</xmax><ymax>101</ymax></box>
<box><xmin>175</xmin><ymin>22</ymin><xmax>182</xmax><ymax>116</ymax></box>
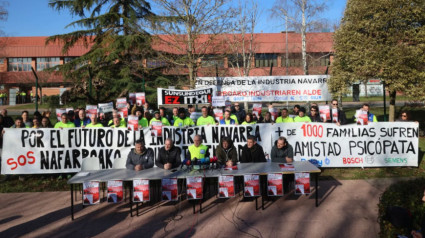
<box><xmin>0</xmin><ymin>32</ymin><xmax>333</xmax><ymax>105</ymax></box>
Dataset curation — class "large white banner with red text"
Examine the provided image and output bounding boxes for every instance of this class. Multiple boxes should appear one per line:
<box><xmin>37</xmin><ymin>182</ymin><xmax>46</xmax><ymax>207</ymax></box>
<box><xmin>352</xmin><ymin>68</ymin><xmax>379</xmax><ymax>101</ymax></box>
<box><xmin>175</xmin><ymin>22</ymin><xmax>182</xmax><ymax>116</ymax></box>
<box><xmin>1</xmin><ymin>122</ymin><xmax>418</xmax><ymax>174</ymax></box>
<box><xmin>195</xmin><ymin>75</ymin><xmax>331</xmax><ymax>102</ymax></box>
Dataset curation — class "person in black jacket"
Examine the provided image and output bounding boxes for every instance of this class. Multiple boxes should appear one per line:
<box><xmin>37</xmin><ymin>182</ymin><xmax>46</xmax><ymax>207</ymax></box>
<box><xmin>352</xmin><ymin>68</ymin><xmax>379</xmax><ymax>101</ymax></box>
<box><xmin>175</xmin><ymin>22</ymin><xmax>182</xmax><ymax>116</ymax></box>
<box><xmin>309</xmin><ymin>106</ymin><xmax>323</xmax><ymax>122</ymax></box>
<box><xmin>126</xmin><ymin>139</ymin><xmax>154</xmax><ymax>170</ymax></box>
<box><xmin>216</xmin><ymin>136</ymin><xmax>238</xmax><ymax>167</ymax></box>
<box><xmin>329</xmin><ymin>99</ymin><xmax>347</xmax><ymax>125</ymax></box>
<box><xmin>240</xmin><ymin>135</ymin><xmax>266</xmax><ymax>163</ymax></box>
<box><xmin>156</xmin><ymin>138</ymin><xmax>181</xmax><ymax>170</ymax></box>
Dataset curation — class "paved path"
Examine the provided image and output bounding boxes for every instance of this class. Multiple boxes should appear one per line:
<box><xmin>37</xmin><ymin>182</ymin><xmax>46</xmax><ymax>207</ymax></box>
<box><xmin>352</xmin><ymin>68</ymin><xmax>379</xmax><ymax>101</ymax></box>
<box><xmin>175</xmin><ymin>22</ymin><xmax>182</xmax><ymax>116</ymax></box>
<box><xmin>0</xmin><ymin>178</ymin><xmax>410</xmax><ymax>238</ymax></box>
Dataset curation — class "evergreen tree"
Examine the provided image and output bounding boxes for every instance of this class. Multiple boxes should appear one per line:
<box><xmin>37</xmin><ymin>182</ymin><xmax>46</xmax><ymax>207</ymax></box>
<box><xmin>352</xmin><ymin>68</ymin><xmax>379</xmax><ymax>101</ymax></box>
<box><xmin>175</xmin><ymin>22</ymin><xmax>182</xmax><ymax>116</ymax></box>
<box><xmin>330</xmin><ymin>0</ymin><xmax>425</xmax><ymax>121</ymax></box>
<box><xmin>46</xmin><ymin>0</ymin><xmax>162</xmax><ymax>103</ymax></box>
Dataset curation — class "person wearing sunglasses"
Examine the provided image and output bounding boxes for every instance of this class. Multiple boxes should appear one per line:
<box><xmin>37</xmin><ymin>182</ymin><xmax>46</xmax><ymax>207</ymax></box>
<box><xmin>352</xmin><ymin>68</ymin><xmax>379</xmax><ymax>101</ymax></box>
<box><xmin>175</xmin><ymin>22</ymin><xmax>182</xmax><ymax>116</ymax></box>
<box><xmin>309</xmin><ymin>106</ymin><xmax>322</xmax><ymax>122</ymax></box>
<box><xmin>329</xmin><ymin>99</ymin><xmax>347</xmax><ymax>125</ymax></box>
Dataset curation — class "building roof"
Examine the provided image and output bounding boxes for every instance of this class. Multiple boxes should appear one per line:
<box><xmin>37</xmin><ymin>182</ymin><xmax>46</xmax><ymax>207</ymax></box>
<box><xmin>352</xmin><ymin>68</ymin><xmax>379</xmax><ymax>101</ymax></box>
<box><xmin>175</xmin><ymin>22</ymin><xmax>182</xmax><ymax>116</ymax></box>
<box><xmin>153</xmin><ymin>32</ymin><xmax>333</xmax><ymax>55</ymax></box>
<box><xmin>0</xmin><ymin>37</ymin><xmax>91</xmax><ymax>57</ymax></box>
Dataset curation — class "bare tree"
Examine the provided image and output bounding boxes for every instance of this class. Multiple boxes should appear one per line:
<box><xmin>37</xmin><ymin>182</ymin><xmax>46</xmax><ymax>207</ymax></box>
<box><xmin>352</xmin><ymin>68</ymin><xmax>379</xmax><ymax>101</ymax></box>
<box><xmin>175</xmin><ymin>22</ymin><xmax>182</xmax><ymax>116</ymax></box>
<box><xmin>150</xmin><ymin>0</ymin><xmax>234</xmax><ymax>87</ymax></box>
<box><xmin>271</xmin><ymin>0</ymin><xmax>327</xmax><ymax>75</ymax></box>
<box><xmin>225</xmin><ymin>0</ymin><xmax>259</xmax><ymax>77</ymax></box>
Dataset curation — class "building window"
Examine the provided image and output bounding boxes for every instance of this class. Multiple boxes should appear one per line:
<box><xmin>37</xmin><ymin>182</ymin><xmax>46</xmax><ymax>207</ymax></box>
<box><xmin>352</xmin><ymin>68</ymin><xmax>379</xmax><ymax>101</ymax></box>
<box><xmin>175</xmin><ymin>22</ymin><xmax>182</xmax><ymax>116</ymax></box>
<box><xmin>201</xmin><ymin>55</ymin><xmax>224</xmax><ymax>68</ymax></box>
<box><xmin>227</xmin><ymin>54</ymin><xmax>244</xmax><ymax>68</ymax></box>
<box><xmin>310</xmin><ymin>53</ymin><xmax>330</xmax><ymax>67</ymax></box>
<box><xmin>146</xmin><ymin>59</ymin><xmax>169</xmax><ymax>68</ymax></box>
<box><xmin>8</xmin><ymin>57</ymin><xmax>32</xmax><ymax>71</ymax></box>
<box><xmin>255</xmin><ymin>54</ymin><xmax>277</xmax><ymax>68</ymax></box>
<box><xmin>64</xmin><ymin>57</ymin><xmax>75</xmax><ymax>64</ymax></box>
<box><xmin>36</xmin><ymin>57</ymin><xmax>60</xmax><ymax>71</ymax></box>
<box><xmin>281</xmin><ymin>54</ymin><xmax>303</xmax><ymax>67</ymax></box>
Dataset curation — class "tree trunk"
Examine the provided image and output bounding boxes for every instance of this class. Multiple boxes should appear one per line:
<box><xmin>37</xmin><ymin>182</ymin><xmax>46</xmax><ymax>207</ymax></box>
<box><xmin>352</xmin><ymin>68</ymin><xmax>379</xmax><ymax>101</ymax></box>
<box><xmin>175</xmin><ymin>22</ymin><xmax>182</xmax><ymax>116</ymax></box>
<box><xmin>389</xmin><ymin>90</ymin><xmax>396</xmax><ymax>122</ymax></box>
<box><xmin>301</xmin><ymin>0</ymin><xmax>308</xmax><ymax>75</ymax></box>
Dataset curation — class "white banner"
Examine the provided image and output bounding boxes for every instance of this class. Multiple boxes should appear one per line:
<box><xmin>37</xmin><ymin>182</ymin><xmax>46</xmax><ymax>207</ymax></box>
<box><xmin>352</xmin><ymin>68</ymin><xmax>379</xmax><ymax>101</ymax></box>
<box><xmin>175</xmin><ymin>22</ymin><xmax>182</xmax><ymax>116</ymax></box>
<box><xmin>1</xmin><ymin>128</ymin><xmax>147</xmax><ymax>174</ymax></box>
<box><xmin>195</xmin><ymin>75</ymin><xmax>331</xmax><ymax>102</ymax></box>
<box><xmin>1</xmin><ymin>122</ymin><xmax>419</xmax><ymax>174</ymax></box>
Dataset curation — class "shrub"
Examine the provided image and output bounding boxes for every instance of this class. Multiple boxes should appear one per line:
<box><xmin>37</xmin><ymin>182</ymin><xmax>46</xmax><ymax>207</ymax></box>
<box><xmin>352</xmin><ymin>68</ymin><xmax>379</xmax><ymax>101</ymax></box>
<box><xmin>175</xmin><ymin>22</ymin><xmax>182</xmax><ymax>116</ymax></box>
<box><xmin>378</xmin><ymin>178</ymin><xmax>425</xmax><ymax>237</ymax></box>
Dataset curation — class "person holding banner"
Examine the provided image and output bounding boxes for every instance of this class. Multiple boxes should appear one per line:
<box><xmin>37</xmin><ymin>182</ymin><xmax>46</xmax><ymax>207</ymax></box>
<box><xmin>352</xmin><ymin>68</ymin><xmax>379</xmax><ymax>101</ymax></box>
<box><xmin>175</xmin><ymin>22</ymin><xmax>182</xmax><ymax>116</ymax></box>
<box><xmin>197</xmin><ymin>106</ymin><xmax>217</xmax><ymax>126</ymax></box>
<box><xmin>187</xmin><ymin>134</ymin><xmax>210</xmax><ymax>161</ymax></box>
<box><xmin>241</xmin><ymin>113</ymin><xmax>256</xmax><ymax>125</ymax></box>
<box><xmin>275</xmin><ymin>108</ymin><xmax>294</xmax><ymax>123</ymax></box>
<box><xmin>271</xmin><ymin>137</ymin><xmax>294</xmax><ymax>163</ymax></box>
<box><xmin>86</xmin><ymin>114</ymin><xmax>104</xmax><ymax>128</ymax></box>
<box><xmin>329</xmin><ymin>99</ymin><xmax>347</xmax><ymax>125</ymax></box>
<box><xmin>156</xmin><ymin>138</ymin><xmax>181</xmax><ymax>170</ymax></box>
<box><xmin>150</xmin><ymin>111</ymin><xmax>171</xmax><ymax>126</ymax></box>
<box><xmin>294</xmin><ymin>107</ymin><xmax>312</xmax><ymax>122</ymax></box>
<box><xmin>309</xmin><ymin>106</ymin><xmax>323</xmax><ymax>122</ymax></box>
<box><xmin>219</xmin><ymin>110</ymin><xmax>237</xmax><ymax>125</ymax></box>
<box><xmin>216</xmin><ymin>136</ymin><xmax>238</xmax><ymax>167</ymax></box>
<box><xmin>173</xmin><ymin>108</ymin><xmax>195</xmax><ymax>127</ymax></box>
<box><xmin>54</xmin><ymin>113</ymin><xmax>75</xmax><ymax>128</ymax></box>
<box><xmin>11</xmin><ymin>117</ymin><xmax>29</xmax><ymax>128</ymax></box>
<box><xmin>126</xmin><ymin>139</ymin><xmax>154</xmax><ymax>171</ymax></box>
<box><xmin>110</xmin><ymin>116</ymin><xmax>126</xmax><ymax>128</ymax></box>
<box><xmin>41</xmin><ymin>117</ymin><xmax>53</xmax><ymax>128</ymax></box>
<box><xmin>74</xmin><ymin>109</ymin><xmax>91</xmax><ymax>127</ymax></box>
<box><xmin>240</xmin><ymin>136</ymin><xmax>266</xmax><ymax>163</ymax></box>
<box><xmin>361</xmin><ymin>104</ymin><xmax>378</xmax><ymax>122</ymax></box>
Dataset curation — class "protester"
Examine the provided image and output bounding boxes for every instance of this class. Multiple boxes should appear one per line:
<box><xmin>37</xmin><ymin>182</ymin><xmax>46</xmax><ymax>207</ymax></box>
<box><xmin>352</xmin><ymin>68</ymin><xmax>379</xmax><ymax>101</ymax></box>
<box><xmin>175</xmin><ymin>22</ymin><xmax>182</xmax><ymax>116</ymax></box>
<box><xmin>42</xmin><ymin>110</ymin><xmax>52</xmax><ymax>119</ymax></box>
<box><xmin>41</xmin><ymin>117</ymin><xmax>53</xmax><ymax>128</ymax></box>
<box><xmin>241</xmin><ymin>113</ymin><xmax>256</xmax><ymax>125</ymax></box>
<box><xmin>260</xmin><ymin>112</ymin><xmax>274</xmax><ymax>123</ymax></box>
<box><xmin>171</xmin><ymin>107</ymin><xmax>179</xmax><ymax>124</ymax></box>
<box><xmin>156</xmin><ymin>138</ymin><xmax>181</xmax><ymax>170</ymax></box>
<box><xmin>0</xmin><ymin>115</ymin><xmax>3</xmax><ymax>148</ymax></box>
<box><xmin>110</xmin><ymin>116</ymin><xmax>126</xmax><ymax>128</ymax></box>
<box><xmin>160</xmin><ymin>107</ymin><xmax>173</xmax><ymax>125</ymax></box>
<box><xmin>21</xmin><ymin>110</ymin><xmax>32</xmax><ymax>127</ymax></box>
<box><xmin>143</xmin><ymin>102</ymin><xmax>154</xmax><ymax>115</ymax></box>
<box><xmin>150</xmin><ymin>110</ymin><xmax>171</xmax><ymax>126</ymax></box>
<box><xmin>216</xmin><ymin>136</ymin><xmax>238</xmax><ymax>167</ymax></box>
<box><xmin>293</xmin><ymin>105</ymin><xmax>301</xmax><ymax>115</ymax></box>
<box><xmin>134</xmin><ymin>108</ymin><xmax>148</xmax><ymax>128</ymax></box>
<box><xmin>107</xmin><ymin>110</ymin><xmax>125</xmax><ymax>126</ymax></box>
<box><xmin>240</xmin><ymin>135</ymin><xmax>266</xmax><ymax>163</ymax></box>
<box><xmin>187</xmin><ymin>134</ymin><xmax>209</xmax><ymax>161</ymax></box>
<box><xmin>329</xmin><ymin>99</ymin><xmax>347</xmax><ymax>125</ymax></box>
<box><xmin>225</xmin><ymin>106</ymin><xmax>240</xmax><ymax>124</ymax></box>
<box><xmin>54</xmin><ymin>113</ymin><xmax>75</xmax><ymax>128</ymax></box>
<box><xmin>196</xmin><ymin>106</ymin><xmax>216</xmax><ymax>126</ymax></box>
<box><xmin>67</xmin><ymin>110</ymin><xmax>76</xmax><ymax>122</ymax></box>
<box><xmin>233</xmin><ymin>102</ymin><xmax>246</xmax><ymax>124</ymax></box>
<box><xmin>275</xmin><ymin>108</ymin><xmax>294</xmax><ymax>123</ymax></box>
<box><xmin>294</xmin><ymin>107</ymin><xmax>312</xmax><ymax>122</ymax></box>
<box><xmin>219</xmin><ymin>110</ymin><xmax>237</xmax><ymax>125</ymax></box>
<box><xmin>74</xmin><ymin>109</ymin><xmax>91</xmax><ymax>127</ymax></box>
<box><xmin>11</xmin><ymin>117</ymin><xmax>27</xmax><ymax>128</ymax></box>
<box><xmin>32</xmin><ymin>118</ymin><xmax>41</xmax><ymax>128</ymax></box>
<box><xmin>86</xmin><ymin>114</ymin><xmax>103</xmax><ymax>128</ymax></box>
<box><xmin>309</xmin><ymin>106</ymin><xmax>322</xmax><ymax>122</ymax></box>
<box><xmin>173</xmin><ymin>108</ymin><xmax>195</xmax><ymax>127</ymax></box>
<box><xmin>1</xmin><ymin>109</ymin><xmax>14</xmax><ymax>128</ymax></box>
<box><xmin>271</xmin><ymin>137</ymin><xmax>294</xmax><ymax>163</ymax></box>
<box><xmin>360</xmin><ymin>103</ymin><xmax>378</xmax><ymax>122</ymax></box>
<box><xmin>125</xmin><ymin>139</ymin><xmax>154</xmax><ymax>170</ymax></box>
<box><xmin>397</xmin><ymin>111</ymin><xmax>414</xmax><ymax>122</ymax></box>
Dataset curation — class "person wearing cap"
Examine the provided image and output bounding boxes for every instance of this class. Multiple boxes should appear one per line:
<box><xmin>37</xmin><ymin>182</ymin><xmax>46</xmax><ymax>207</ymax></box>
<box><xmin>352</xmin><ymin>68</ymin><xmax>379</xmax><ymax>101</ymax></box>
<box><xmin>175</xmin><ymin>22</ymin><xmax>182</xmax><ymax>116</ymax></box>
<box><xmin>294</xmin><ymin>107</ymin><xmax>312</xmax><ymax>122</ymax></box>
<box><xmin>150</xmin><ymin>110</ymin><xmax>171</xmax><ymax>126</ymax></box>
<box><xmin>186</xmin><ymin>134</ymin><xmax>209</xmax><ymax>161</ymax></box>
<box><xmin>134</xmin><ymin>108</ymin><xmax>149</xmax><ymax>128</ymax></box>
<box><xmin>196</xmin><ymin>106</ymin><xmax>216</xmax><ymax>126</ymax></box>
<box><xmin>173</xmin><ymin>108</ymin><xmax>195</xmax><ymax>127</ymax></box>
